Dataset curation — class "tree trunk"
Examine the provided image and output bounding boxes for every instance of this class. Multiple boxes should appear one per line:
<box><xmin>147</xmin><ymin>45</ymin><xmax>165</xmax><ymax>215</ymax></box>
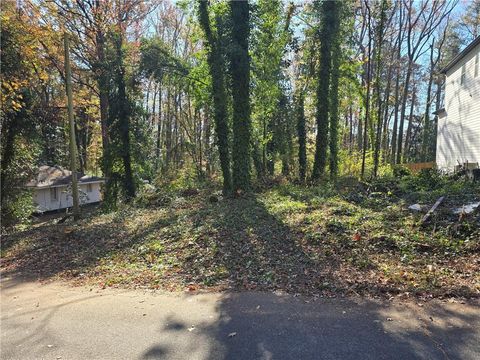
<box><xmin>64</xmin><ymin>34</ymin><xmax>80</xmax><ymax>219</ymax></box>
<box><xmin>165</xmin><ymin>86</ymin><xmax>172</xmax><ymax>170</ymax></box>
<box><xmin>329</xmin><ymin>37</ymin><xmax>341</xmax><ymax>179</ymax></box>
<box><xmin>95</xmin><ymin>27</ymin><xmax>110</xmax><ymax>176</ymax></box>
<box><xmin>198</xmin><ymin>1</ymin><xmax>232</xmax><ymax>193</ymax></box>
<box><xmin>372</xmin><ymin>0</ymin><xmax>387</xmax><ymax>177</ymax></box>
<box><xmin>112</xmin><ymin>33</ymin><xmax>135</xmax><ymax>200</ymax></box>
<box><xmin>312</xmin><ymin>1</ymin><xmax>336</xmax><ymax>180</ymax></box>
<box><xmin>151</xmin><ymin>82</ymin><xmax>157</xmax><ymax>129</ymax></box>
<box><xmin>155</xmin><ymin>83</ymin><xmax>163</xmax><ymax>171</ymax></box>
<box><xmin>0</xmin><ymin>122</ymin><xmax>15</xmax><ymax>206</ymax></box>
<box><xmin>422</xmin><ymin>44</ymin><xmax>435</xmax><ymax>162</ymax></box>
<box><xmin>297</xmin><ymin>93</ymin><xmax>307</xmax><ymax>183</ymax></box>
<box><xmin>229</xmin><ymin>1</ymin><xmax>251</xmax><ymax>191</ymax></box>
<box><xmin>361</xmin><ymin>8</ymin><xmax>372</xmax><ymax>178</ymax></box>
<box><xmin>405</xmin><ymin>88</ymin><xmax>415</xmax><ymax>161</ymax></box>
<box><xmin>396</xmin><ymin>61</ymin><xmax>411</xmax><ymax>164</ymax></box>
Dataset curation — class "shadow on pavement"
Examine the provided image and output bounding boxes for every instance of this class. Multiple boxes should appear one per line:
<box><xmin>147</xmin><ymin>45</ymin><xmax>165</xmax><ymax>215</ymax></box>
<box><xmin>142</xmin><ymin>292</ymin><xmax>480</xmax><ymax>360</ymax></box>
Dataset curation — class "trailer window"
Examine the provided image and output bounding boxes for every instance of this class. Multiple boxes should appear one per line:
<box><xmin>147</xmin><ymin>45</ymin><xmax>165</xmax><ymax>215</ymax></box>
<box><xmin>50</xmin><ymin>187</ymin><xmax>58</xmax><ymax>201</ymax></box>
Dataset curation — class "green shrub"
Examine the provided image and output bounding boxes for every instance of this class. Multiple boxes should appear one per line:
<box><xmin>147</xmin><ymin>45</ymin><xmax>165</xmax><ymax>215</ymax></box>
<box><xmin>1</xmin><ymin>190</ymin><xmax>35</xmax><ymax>230</ymax></box>
<box><xmin>392</xmin><ymin>165</ymin><xmax>411</xmax><ymax>178</ymax></box>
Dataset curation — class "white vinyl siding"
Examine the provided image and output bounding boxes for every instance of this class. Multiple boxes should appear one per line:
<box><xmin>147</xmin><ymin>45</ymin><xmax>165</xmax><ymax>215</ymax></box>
<box><xmin>32</xmin><ymin>182</ymin><xmax>103</xmax><ymax>212</ymax></box>
<box><xmin>461</xmin><ymin>64</ymin><xmax>466</xmax><ymax>85</ymax></box>
<box><xmin>436</xmin><ymin>42</ymin><xmax>480</xmax><ymax>170</ymax></box>
<box><xmin>475</xmin><ymin>53</ymin><xmax>479</xmax><ymax>77</ymax></box>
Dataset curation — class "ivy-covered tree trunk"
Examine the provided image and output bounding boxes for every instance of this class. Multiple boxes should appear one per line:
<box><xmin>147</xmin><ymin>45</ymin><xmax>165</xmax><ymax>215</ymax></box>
<box><xmin>296</xmin><ymin>93</ymin><xmax>307</xmax><ymax>183</ymax></box>
<box><xmin>373</xmin><ymin>0</ymin><xmax>388</xmax><ymax>177</ymax></box>
<box><xmin>197</xmin><ymin>0</ymin><xmax>232</xmax><ymax>194</ymax></box>
<box><xmin>329</xmin><ymin>31</ymin><xmax>341</xmax><ymax>179</ymax></box>
<box><xmin>229</xmin><ymin>0</ymin><xmax>251</xmax><ymax>192</ymax></box>
<box><xmin>95</xmin><ymin>29</ymin><xmax>113</xmax><ymax>198</ymax></box>
<box><xmin>312</xmin><ymin>0</ymin><xmax>337</xmax><ymax>180</ymax></box>
<box><xmin>113</xmin><ymin>33</ymin><xmax>135</xmax><ymax>200</ymax></box>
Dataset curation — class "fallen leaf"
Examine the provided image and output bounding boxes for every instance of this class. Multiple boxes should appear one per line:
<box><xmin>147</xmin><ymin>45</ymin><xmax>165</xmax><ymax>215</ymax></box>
<box><xmin>352</xmin><ymin>232</ymin><xmax>361</xmax><ymax>241</ymax></box>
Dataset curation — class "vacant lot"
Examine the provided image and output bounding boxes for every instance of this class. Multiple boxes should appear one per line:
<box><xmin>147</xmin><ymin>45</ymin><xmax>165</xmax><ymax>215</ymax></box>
<box><xmin>2</xmin><ymin>175</ymin><xmax>479</xmax><ymax>299</ymax></box>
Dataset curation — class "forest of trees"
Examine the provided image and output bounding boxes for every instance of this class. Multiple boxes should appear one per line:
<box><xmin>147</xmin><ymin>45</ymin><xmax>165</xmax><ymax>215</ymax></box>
<box><xmin>2</xmin><ymin>0</ymin><xmax>480</xmax><ymax>225</ymax></box>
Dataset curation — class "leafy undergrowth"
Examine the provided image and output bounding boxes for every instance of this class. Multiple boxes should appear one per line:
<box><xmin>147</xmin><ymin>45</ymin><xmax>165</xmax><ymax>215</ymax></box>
<box><xmin>2</xmin><ymin>174</ymin><xmax>479</xmax><ymax>300</ymax></box>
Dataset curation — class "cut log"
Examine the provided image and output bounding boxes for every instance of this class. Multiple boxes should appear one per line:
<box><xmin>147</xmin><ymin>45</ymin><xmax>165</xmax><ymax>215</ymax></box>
<box><xmin>419</xmin><ymin>196</ymin><xmax>444</xmax><ymax>226</ymax></box>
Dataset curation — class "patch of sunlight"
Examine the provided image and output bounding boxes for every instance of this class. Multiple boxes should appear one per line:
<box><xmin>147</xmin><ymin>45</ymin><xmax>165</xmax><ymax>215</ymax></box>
<box><xmin>266</xmin><ymin>198</ymin><xmax>308</xmax><ymax>215</ymax></box>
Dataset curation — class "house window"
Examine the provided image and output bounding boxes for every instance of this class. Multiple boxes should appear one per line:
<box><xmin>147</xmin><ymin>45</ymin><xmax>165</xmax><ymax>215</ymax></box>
<box><xmin>460</xmin><ymin>64</ymin><xmax>466</xmax><ymax>85</ymax></box>
<box><xmin>475</xmin><ymin>53</ymin><xmax>479</xmax><ymax>77</ymax></box>
<box><xmin>87</xmin><ymin>183</ymin><xmax>93</xmax><ymax>193</ymax></box>
<box><xmin>50</xmin><ymin>187</ymin><xmax>58</xmax><ymax>202</ymax></box>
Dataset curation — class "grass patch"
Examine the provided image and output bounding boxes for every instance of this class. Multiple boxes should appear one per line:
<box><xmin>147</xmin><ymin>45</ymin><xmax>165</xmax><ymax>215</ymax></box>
<box><xmin>2</xmin><ymin>173</ymin><xmax>479</xmax><ymax>299</ymax></box>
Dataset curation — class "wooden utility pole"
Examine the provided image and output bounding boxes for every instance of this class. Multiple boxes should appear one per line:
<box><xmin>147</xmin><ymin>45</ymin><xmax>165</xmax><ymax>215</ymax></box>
<box><xmin>64</xmin><ymin>33</ymin><xmax>80</xmax><ymax>219</ymax></box>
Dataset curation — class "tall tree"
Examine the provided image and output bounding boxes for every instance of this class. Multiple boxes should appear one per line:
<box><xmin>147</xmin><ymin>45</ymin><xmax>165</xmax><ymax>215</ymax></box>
<box><xmin>396</xmin><ymin>0</ymin><xmax>454</xmax><ymax>163</ymax></box>
<box><xmin>360</xmin><ymin>1</ymin><xmax>372</xmax><ymax>178</ymax></box>
<box><xmin>197</xmin><ymin>0</ymin><xmax>232</xmax><ymax>194</ymax></box>
<box><xmin>328</xmin><ymin>1</ymin><xmax>343</xmax><ymax>179</ymax></box>
<box><xmin>63</xmin><ymin>34</ymin><xmax>81</xmax><ymax>218</ymax></box>
<box><xmin>251</xmin><ymin>0</ymin><xmax>294</xmax><ymax>177</ymax></box>
<box><xmin>229</xmin><ymin>0</ymin><xmax>251</xmax><ymax>192</ymax></box>
<box><xmin>372</xmin><ymin>0</ymin><xmax>389</xmax><ymax>177</ymax></box>
<box><xmin>390</xmin><ymin>1</ymin><xmax>404</xmax><ymax>165</ymax></box>
<box><xmin>421</xmin><ymin>26</ymin><xmax>447</xmax><ymax>162</ymax></box>
<box><xmin>112</xmin><ymin>32</ymin><xmax>136</xmax><ymax>200</ymax></box>
<box><xmin>1</xmin><ymin>2</ymin><xmax>45</xmax><ymax>225</ymax></box>
<box><xmin>312</xmin><ymin>0</ymin><xmax>339</xmax><ymax>180</ymax></box>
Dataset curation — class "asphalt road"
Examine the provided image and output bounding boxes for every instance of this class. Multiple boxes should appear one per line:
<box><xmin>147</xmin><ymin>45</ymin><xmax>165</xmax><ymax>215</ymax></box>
<box><xmin>1</xmin><ymin>277</ymin><xmax>479</xmax><ymax>360</ymax></box>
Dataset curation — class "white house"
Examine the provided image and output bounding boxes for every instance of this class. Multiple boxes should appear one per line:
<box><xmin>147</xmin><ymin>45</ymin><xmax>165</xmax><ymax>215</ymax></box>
<box><xmin>26</xmin><ymin>165</ymin><xmax>105</xmax><ymax>212</ymax></box>
<box><xmin>436</xmin><ymin>36</ymin><xmax>480</xmax><ymax>171</ymax></box>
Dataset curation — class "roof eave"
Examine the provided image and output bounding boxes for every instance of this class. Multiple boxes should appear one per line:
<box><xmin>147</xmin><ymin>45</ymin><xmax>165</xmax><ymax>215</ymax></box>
<box><xmin>26</xmin><ymin>179</ymin><xmax>105</xmax><ymax>189</ymax></box>
<box><xmin>440</xmin><ymin>35</ymin><xmax>480</xmax><ymax>74</ymax></box>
